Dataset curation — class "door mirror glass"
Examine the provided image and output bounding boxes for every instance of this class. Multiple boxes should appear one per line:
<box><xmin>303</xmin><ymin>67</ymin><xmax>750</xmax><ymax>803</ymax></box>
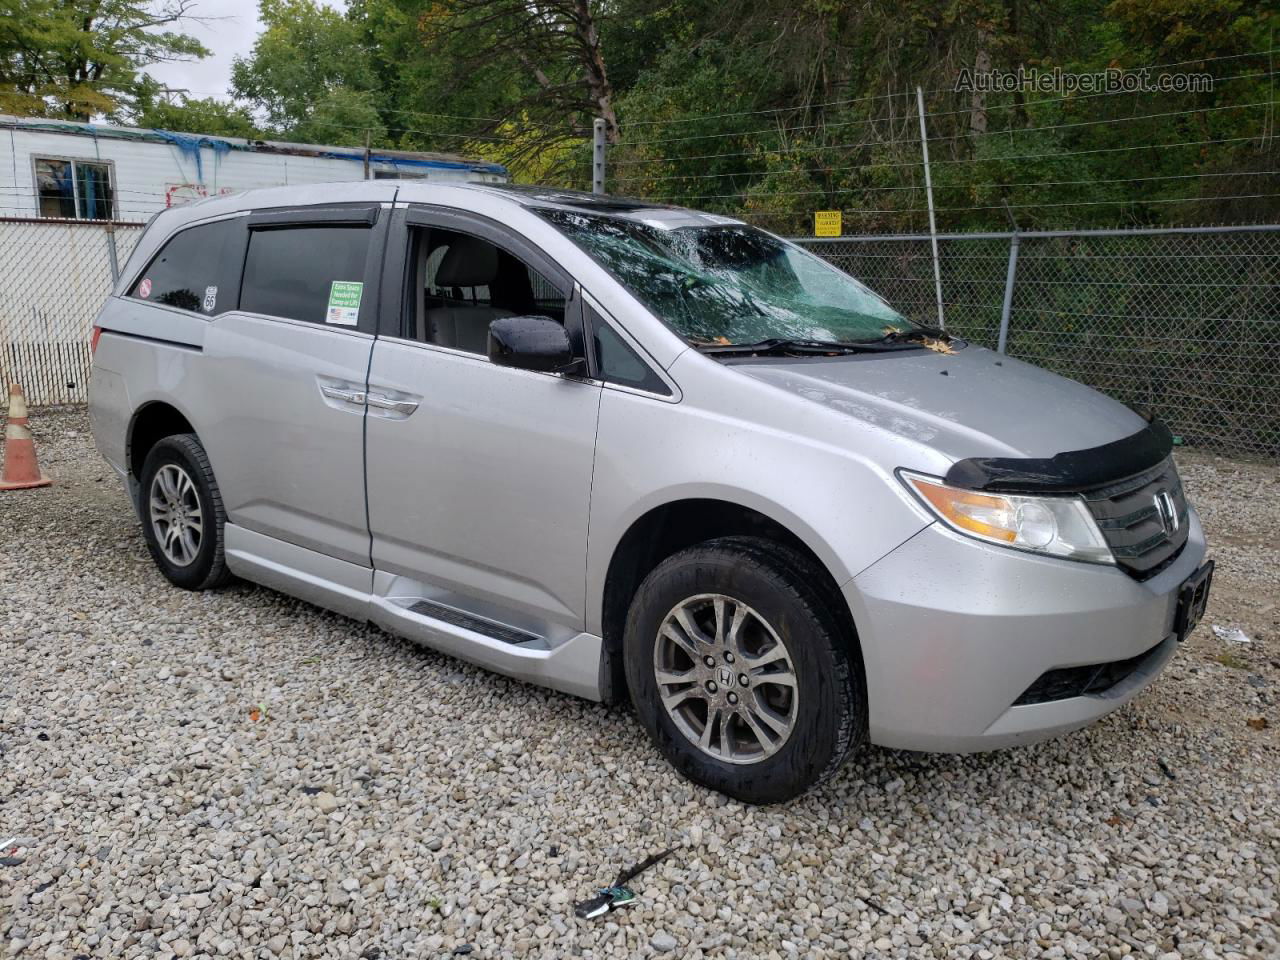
<box><xmin>488</xmin><ymin>316</ymin><xmax>578</xmax><ymax>373</ymax></box>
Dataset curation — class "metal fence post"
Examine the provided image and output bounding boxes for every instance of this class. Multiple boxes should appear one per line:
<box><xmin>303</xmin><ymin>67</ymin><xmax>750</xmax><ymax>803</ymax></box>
<box><xmin>104</xmin><ymin>221</ymin><xmax>120</xmax><ymax>284</ymax></box>
<box><xmin>592</xmin><ymin>118</ymin><xmax>607</xmax><ymax>195</ymax></box>
<box><xmin>997</xmin><ymin>231</ymin><xmax>1020</xmax><ymax>354</ymax></box>
<box><xmin>916</xmin><ymin>87</ymin><xmax>945</xmax><ymax>330</ymax></box>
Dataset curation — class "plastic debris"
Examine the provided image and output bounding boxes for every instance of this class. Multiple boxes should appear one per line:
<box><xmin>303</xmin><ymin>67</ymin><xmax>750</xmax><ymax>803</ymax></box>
<box><xmin>1212</xmin><ymin>625</ymin><xmax>1252</xmax><ymax>644</ymax></box>
<box><xmin>573</xmin><ymin>846</ymin><xmax>675</xmax><ymax>920</ymax></box>
<box><xmin>574</xmin><ymin>886</ymin><xmax>637</xmax><ymax>920</ymax></box>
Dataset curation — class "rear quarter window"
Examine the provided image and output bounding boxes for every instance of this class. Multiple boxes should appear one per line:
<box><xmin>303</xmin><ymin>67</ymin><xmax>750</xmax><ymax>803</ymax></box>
<box><xmin>128</xmin><ymin>218</ymin><xmax>245</xmax><ymax>315</ymax></box>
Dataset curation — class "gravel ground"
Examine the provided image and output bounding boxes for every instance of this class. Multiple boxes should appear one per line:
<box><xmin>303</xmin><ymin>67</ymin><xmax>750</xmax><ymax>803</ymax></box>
<box><xmin>2</xmin><ymin>408</ymin><xmax>1277</xmax><ymax>960</ymax></box>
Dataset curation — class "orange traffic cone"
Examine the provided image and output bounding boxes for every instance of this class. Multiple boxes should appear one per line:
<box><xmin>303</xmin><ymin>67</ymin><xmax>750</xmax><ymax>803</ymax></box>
<box><xmin>0</xmin><ymin>383</ymin><xmax>52</xmax><ymax>490</ymax></box>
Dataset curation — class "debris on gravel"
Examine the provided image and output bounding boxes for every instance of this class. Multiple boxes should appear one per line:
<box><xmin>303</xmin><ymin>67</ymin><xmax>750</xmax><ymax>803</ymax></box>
<box><xmin>2</xmin><ymin>409</ymin><xmax>1277</xmax><ymax>958</ymax></box>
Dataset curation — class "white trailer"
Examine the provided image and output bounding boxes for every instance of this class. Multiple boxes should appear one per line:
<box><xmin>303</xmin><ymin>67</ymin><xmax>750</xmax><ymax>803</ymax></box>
<box><xmin>0</xmin><ymin>115</ymin><xmax>508</xmax><ymax>222</ymax></box>
<box><xmin>0</xmin><ymin>116</ymin><xmax>509</xmax><ymax>403</ymax></box>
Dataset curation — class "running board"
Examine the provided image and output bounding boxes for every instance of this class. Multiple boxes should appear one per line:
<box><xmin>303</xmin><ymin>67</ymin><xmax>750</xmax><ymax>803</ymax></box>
<box><xmin>408</xmin><ymin>598</ymin><xmax>540</xmax><ymax>646</ymax></box>
<box><xmin>370</xmin><ymin>596</ymin><xmax>603</xmax><ymax>701</ymax></box>
<box><xmin>223</xmin><ymin>526</ymin><xmax>604</xmax><ymax>702</ymax></box>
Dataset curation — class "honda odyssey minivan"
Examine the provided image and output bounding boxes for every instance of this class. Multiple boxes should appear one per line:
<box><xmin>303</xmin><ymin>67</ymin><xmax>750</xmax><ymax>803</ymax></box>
<box><xmin>89</xmin><ymin>182</ymin><xmax>1211</xmax><ymax>803</ymax></box>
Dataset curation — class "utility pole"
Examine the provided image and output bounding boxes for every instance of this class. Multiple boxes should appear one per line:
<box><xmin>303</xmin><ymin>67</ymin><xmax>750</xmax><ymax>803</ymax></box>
<box><xmin>592</xmin><ymin>118</ymin><xmax>607</xmax><ymax>195</ymax></box>
<box><xmin>916</xmin><ymin>87</ymin><xmax>945</xmax><ymax>330</ymax></box>
<box><xmin>363</xmin><ymin>130</ymin><xmax>371</xmax><ymax>180</ymax></box>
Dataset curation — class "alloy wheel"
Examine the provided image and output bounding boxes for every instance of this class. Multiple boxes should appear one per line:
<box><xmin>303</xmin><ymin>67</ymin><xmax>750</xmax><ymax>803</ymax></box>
<box><xmin>149</xmin><ymin>463</ymin><xmax>203</xmax><ymax>567</ymax></box>
<box><xmin>653</xmin><ymin>593</ymin><xmax>799</xmax><ymax>764</ymax></box>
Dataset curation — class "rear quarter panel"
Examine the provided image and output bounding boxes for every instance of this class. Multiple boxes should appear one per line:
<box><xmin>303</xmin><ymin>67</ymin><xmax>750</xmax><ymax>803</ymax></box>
<box><xmin>89</xmin><ymin>296</ymin><xmax>209</xmax><ymax>478</ymax></box>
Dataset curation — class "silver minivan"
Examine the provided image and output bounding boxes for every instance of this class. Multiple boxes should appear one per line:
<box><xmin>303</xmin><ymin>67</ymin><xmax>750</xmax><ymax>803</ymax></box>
<box><xmin>89</xmin><ymin>182</ymin><xmax>1212</xmax><ymax>803</ymax></box>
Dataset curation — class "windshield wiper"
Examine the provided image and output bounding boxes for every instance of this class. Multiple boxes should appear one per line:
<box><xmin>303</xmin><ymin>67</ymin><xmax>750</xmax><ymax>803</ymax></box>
<box><xmin>860</xmin><ymin>326</ymin><xmax>960</xmax><ymax>347</ymax></box>
<box><xmin>693</xmin><ymin>337</ymin><xmax>899</xmax><ymax>357</ymax></box>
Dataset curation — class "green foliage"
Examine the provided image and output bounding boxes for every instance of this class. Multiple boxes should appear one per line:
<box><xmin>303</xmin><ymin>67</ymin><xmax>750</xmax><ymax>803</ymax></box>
<box><xmin>131</xmin><ymin>79</ymin><xmax>260</xmax><ymax>138</ymax></box>
<box><xmin>231</xmin><ymin>0</ymin><xmax>381</xmax><ymax>137</ymax></box>
<box><xmin>3</xmin><ymin>0</ymin><xmax>1275</xmax><ymax>228</ymax></box>
<box><xmin>0</xmin><ymin>0</ymin><xmax>208</xmax><ymax>119</ymax></box>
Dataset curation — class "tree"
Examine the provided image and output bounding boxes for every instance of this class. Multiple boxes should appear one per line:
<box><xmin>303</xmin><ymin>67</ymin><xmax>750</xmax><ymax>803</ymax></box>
<box><xmin>130</xmin><ymin>78</ymin><xmax>260</xmax><ymax>138</ymax></box>
<box><xmin>417</xmin><ymin>0</ymin><xmax>618</xmax><ymax>142</ymax></box>
<box><xmin>0</xmin><ymin>0</ymin><xmax>208</xmax><ymax>119</ymax></box>
<box><xmin>231</xmin><ymin>0</ymin><xmax>385</xmax><ymax>144</ymax></box>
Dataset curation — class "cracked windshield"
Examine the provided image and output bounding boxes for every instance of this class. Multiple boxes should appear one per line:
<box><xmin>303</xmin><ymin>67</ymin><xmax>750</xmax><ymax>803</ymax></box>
<box><xmin>538</xmin><ymin>208</ymin><xmax>913</xmax><ymax>346</ymax></box>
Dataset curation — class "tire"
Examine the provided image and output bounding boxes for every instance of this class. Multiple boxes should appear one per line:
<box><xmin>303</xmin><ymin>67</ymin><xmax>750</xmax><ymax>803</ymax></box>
<box><xmin>137</xmin><ymin>433</ymin><xmax>233</xmax><ymax>591</ymax></box>
<box><xmin>623</xmin><ymin>536</ymin><xmax>866</xmax><ymax>804</ymax></box>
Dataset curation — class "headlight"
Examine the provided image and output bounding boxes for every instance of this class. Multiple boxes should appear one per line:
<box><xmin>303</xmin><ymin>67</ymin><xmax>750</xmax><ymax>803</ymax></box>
<box><xmin>900</xmin><ymin>471</ymin><xmax>1113</xmax><ymax>564</ymax></box>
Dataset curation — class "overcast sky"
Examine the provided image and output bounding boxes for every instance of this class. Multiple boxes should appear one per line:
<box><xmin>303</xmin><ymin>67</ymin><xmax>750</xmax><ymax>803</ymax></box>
<box><xmin>142</xmin><ymin>0</ymin><xmax>262</xmax><ymax>99</ymax></box>
<box><xmin>143</xmin><ymin>0</ymin><xmax>345</xmax><ymax>100</ymax></box>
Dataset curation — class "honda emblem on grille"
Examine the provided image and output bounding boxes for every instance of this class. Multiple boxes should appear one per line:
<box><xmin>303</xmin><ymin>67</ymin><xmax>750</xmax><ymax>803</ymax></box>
<box><xmin>1155</xmin><ymin>490</ymin><xmax>1179</xmax><ymax>533</ymax></box>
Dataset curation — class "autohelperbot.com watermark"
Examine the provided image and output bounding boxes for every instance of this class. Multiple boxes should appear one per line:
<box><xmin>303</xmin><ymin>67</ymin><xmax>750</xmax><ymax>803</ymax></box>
<box><xmin>955</xmin><ymin>66</ymin><xmax>1213</xmax><ymax>95</ymax></box>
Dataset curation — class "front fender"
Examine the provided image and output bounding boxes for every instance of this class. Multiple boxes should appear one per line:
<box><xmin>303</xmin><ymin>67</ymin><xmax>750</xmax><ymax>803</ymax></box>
<box><xmin>584</xmin><ymin>387</ymin><xmax>932</xmax><ymax>635</ymax></box>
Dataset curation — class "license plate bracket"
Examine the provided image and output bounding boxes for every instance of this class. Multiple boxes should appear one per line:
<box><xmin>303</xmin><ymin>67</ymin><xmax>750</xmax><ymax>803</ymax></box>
<box><xmin>1173</xmin><ymin>559</ymin><xmax>1213</xmax><ymax>642</ymax></box>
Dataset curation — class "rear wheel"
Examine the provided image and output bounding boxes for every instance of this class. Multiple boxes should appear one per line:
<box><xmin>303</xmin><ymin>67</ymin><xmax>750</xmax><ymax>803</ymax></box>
<box><xmin>138</xmin><ymin>434</ymin><xmax>232</xmax><ymax>591</ymax></box>
<box><xmin>624</xmin><ymin>536</ymin><xmax>865</xmax><ymax>804</ymax></box>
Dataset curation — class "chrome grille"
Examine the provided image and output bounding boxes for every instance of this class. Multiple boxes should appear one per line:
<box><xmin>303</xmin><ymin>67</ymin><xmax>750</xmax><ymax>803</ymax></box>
<box><xmin>1083</xmin><ymin>457</ymin><xmax>1189</xmax><ymax>581</ymax></box>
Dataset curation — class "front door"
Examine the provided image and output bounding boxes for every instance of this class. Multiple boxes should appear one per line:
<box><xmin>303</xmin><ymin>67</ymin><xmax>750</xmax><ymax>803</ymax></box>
<box><xmin>364</xmin><ymin>209</ymin><xmax>601</xmax><ymax>632</ymax></box>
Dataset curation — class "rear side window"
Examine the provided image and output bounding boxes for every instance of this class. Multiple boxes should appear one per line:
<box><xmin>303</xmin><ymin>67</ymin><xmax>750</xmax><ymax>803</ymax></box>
<box><xmin>240</xmin><ymin>225</ymin><xmax>372</xmax><ymax>325</ymax></box>
<box><xmin>129</xmin><ymin>218</ymin><xmax>244</xmax><ymax>315</ymax></box>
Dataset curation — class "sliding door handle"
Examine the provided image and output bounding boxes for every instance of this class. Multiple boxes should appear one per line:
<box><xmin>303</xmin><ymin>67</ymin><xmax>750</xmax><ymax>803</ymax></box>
<box><xmin>320</xmin><ymin>385</ymin><xmax>367</xmax><ymax>405</ymax></box>
<box><xmin>365</xmin><ymin>393</ymin><xmax>419</xmax><ymax>416</ymax></box>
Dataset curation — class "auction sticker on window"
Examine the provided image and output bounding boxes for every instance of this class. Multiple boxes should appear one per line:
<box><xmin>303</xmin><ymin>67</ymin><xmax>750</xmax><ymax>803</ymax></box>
<box><xmin>326</xmin><ymin>281</ymin><xmax>363</xmax><ymax>326</ymax></box>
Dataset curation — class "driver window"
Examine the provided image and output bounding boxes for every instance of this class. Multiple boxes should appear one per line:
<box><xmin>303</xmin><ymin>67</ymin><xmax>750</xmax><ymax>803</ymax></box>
<box><xmin>408</xmin><ymin>227</ymin><xmax>567</xmax><ymax>354</ymax></box>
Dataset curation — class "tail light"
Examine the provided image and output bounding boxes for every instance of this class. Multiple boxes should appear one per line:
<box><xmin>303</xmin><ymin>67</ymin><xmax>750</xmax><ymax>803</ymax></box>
<box><xmin>91</xmin><ymin>326</ymin><xmax>103</xmax><ymax>355</ymax></box>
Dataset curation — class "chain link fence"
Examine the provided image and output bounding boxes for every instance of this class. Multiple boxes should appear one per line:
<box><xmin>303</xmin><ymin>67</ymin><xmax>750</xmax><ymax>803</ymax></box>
<box><xmin>0</xmin><ymin>218</ymin><xmax>1277</xmax><ymax>458</ymax></box>
<box><xmin>0</xmin><ymin>218</ymin><xmax>144</xmax><ymax>406</ymax></box>
<box><xmin>798</xmin><ymin>224</ymin><xmax>1280</xmax><ymax>459</ymax></box>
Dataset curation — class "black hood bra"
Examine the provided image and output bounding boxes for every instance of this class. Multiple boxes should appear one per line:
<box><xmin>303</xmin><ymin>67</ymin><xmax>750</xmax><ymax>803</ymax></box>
<box><xmin>945</xmin><ymin>420</ymin><xmax>1175</xmax><ymax>493</ymax></box>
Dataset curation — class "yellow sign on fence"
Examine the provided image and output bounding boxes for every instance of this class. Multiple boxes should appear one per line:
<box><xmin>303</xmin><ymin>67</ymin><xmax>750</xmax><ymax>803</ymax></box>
<box><xmin>814</xmin><ymin>210</ymin><xmax>842</xmax><ymax>237</ymax></box>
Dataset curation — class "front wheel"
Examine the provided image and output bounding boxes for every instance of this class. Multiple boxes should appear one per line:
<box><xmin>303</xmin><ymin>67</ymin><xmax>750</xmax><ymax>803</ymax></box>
<box><xmin>137</xmin><ymin>433</ymin><xmax>233</xmax><ymax>591</ymax></box>
<box><xmin>624</xmin><ymin>536</ymin><xmax>866</xmax><ymax>804</ymax></box>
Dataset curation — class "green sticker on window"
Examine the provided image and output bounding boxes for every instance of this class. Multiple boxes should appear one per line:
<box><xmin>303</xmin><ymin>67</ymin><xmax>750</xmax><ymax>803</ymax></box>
<box><xmin>326</xmin><ymin>281</ymin><xmax>364</xmax><ymax>326</ymax></box>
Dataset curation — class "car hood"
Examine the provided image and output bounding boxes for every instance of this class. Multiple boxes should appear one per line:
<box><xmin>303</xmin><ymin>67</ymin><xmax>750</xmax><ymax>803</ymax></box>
<box><xmin>733</xmin><ymin>345</ymin><xmax>1148</xmax><ymax>463</ymax></box>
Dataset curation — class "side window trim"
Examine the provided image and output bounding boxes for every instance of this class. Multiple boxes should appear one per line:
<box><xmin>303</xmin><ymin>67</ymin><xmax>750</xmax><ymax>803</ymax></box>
<box><xmin>583</xmin><ymin>291</ymin><xmax>679</xmax><ymax>400</ymax></box>
<box><xmin>247</xmin><ymin>204</ymin><xmax>380</xmax><ymax>230</ymax></box>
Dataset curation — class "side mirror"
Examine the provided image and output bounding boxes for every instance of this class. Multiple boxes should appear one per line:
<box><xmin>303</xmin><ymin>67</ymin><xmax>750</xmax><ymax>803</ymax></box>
<box><xmin>488</xmin><ymin>316</ymin><xmax>580</xmax><ymax>373</ymax></box>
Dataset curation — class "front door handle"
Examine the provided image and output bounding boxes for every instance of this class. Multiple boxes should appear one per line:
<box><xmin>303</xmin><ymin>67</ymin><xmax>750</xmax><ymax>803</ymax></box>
<box><xmin>320</xmin><ymin>384</ymin><xmax>367</xmax><ymax>406</ymax></box>
<box><xmin>365</xmin><ymin>393</ymin><xmax>419</xmax><ymax>416</ymax></box>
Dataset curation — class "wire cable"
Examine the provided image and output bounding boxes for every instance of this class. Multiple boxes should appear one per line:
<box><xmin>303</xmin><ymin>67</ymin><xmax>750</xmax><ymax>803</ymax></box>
<box><xmin>613</xmin><ymin>101</ymin><xmax>1270</xmax><ymax>165</ymax></box>
<box><xmin>611</xmin><ymin>134</ymin><xmax>1262</xmax><ymax>185</ymax></box>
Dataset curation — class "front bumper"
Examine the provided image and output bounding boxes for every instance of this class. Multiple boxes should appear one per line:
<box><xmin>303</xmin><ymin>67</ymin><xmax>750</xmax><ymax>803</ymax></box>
<box><xmin>844</xmin><ymin>509</ymin><xmax>1207</xmax><ymax>752</ymax></box>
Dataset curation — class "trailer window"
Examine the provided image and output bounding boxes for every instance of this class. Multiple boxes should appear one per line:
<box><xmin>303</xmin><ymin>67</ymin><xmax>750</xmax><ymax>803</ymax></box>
<box><xmin>35</xmin><ymin>157</ymin><xmax>115</xmax><ymax>221</ymax></box>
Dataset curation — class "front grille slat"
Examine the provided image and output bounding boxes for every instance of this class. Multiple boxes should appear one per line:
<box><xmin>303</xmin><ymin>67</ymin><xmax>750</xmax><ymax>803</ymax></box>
<box><xmin>1083</xmin><ymin>457</ymin><xmax>1189</xmax><ymax>581</ymax></box>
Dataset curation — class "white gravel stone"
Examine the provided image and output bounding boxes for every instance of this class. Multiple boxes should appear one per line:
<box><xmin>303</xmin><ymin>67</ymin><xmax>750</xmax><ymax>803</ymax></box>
<box><xmin>1</xmin><ymin>410</ymin><xmax>1277</xmax><ymax>959</ymax></box>
<box><xmin>650</xmin><ymin>930</ymin><xmax>678</xmax><ymax>952</ymax></box>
